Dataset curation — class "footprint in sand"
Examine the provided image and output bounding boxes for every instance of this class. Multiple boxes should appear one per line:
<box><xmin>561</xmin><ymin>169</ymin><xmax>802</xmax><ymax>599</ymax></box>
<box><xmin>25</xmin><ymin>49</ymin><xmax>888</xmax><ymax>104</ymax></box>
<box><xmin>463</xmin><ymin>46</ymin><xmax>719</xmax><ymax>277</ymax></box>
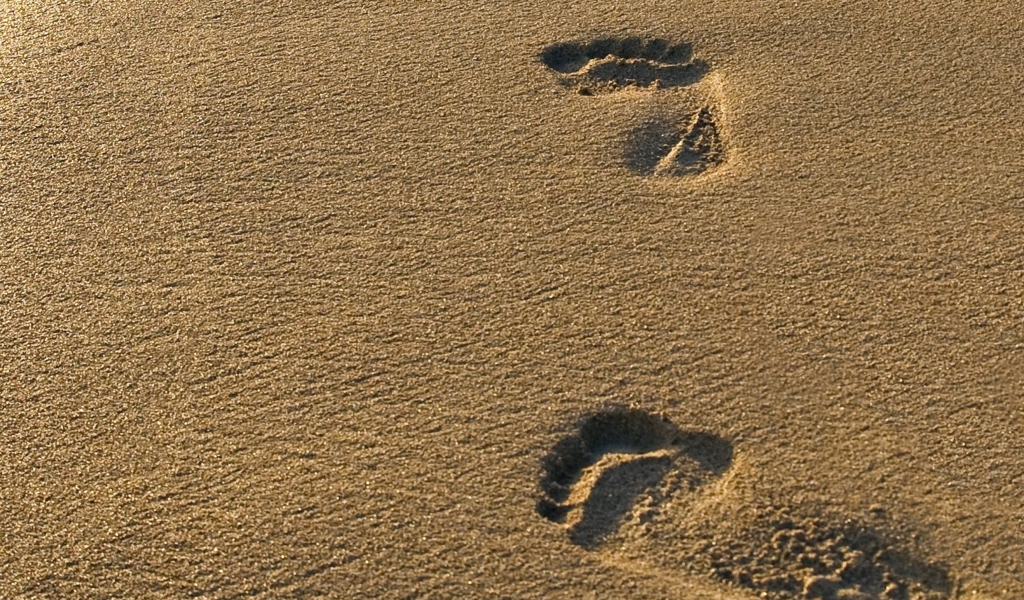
<box><xmin>539</xmin><ymin>37</ymin><xmax>709</xmax><ymax>95</ymax></box>
<box><xmin>535</xmin><ymin>407</ymin><xmax>732</xmax><ymax>549</ymax></box>
<box><xmin>539</xmin><ymin>36</ymin><xmax>724</xmax><ymax>177</ymax></box>
<box><xmin>536</xmin><ymin>408</ymin><xmax>956</xmax><ymax>600</ymax></box>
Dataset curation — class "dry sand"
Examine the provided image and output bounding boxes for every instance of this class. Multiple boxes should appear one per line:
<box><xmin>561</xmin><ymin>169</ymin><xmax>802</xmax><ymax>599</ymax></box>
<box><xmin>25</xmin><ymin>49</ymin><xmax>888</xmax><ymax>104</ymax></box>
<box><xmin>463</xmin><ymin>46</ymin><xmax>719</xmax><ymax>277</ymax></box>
<box><xmin>2</xmin><ymin>1</ymin><xmax>1023</xmax><ymax>598</ymax></box>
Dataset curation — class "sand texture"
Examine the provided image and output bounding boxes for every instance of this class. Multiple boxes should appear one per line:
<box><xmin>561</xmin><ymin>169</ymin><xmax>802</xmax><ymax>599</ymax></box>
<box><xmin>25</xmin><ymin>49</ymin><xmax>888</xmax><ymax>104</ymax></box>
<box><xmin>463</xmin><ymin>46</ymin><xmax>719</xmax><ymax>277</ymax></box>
<box><xmin>2</xmin><ymin>1</ymin><xmax>1023</xmax><ymax>598</ymax></box>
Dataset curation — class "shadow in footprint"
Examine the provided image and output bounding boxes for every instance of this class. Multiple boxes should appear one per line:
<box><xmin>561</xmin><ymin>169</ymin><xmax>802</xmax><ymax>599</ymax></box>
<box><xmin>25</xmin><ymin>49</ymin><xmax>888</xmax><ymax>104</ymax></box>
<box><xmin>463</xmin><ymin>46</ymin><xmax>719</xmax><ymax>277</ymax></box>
<box><xmin>569</xmin><ymin>454</ymin><xmax>675</xmax><ymax>548</ymax></box>
<box><xmin>625</xmin><ymin>107</ymin><xmax>724</xmax><ymax>177</ymax></box>
<box><xmin>676</xmin><ymin>430</ymin><xmax>733</xmax><ymax>475</ymax></box>
<box><xmin>540</xmin><ymin>36</ymin><xmax>708</xmax><ymax>93</ymax></box>
<box><xmin>537</xmin><ymin>407</ymin><xmax>733</xmax><ymax>549</ymax></box>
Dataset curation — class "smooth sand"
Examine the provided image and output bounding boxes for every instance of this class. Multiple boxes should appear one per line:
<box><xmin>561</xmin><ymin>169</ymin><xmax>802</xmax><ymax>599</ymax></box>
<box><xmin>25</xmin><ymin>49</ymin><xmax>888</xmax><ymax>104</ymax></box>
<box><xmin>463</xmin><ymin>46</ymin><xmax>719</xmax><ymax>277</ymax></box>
<box><xmin>2</xmin><ymin>1</ymin><xmax>1022</xmax><ymax>598</ymax></box>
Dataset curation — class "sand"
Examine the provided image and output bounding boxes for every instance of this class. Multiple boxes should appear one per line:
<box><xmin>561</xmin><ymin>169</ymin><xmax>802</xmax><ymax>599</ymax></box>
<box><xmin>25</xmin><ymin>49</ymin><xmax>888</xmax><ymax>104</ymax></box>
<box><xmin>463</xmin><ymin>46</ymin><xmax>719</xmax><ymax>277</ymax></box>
<box><xmin>2</xmin><ymin>1</ymin><xmax>1023</xmax><ymax>598</ymax></box>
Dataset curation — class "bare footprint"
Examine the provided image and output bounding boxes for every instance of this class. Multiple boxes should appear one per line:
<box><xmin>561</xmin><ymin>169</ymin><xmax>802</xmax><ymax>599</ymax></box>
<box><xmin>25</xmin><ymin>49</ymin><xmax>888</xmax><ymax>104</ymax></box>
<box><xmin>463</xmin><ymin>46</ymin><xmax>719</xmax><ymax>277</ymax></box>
<box><xmin>540</xmin><ymin>36</ymin><xmax>725</xmax><ymax>177</ymax></box>
<box><xmin>536</xmin><ymin>409</ymin><xmax>956</xmax><ymax>599</ymax></box>
<box><xmin>625</xmin><ymin>106</ymin><xmax>724</xmax><ymax>177</ymax></box>
<box><xmin>536</xmin><ymin>407</ymin><xmax>733</xmax><ymax>549</ymax></box>
<box><xmin>540</xmin><ymin>37</ymin><xmax>709</xmax><ymax>95</ymax></box>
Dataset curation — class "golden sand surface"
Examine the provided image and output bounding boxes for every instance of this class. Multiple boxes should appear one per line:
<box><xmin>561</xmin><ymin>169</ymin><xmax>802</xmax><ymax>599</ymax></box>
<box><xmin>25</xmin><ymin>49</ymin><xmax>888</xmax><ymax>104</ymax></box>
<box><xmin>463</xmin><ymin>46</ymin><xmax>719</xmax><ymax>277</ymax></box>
<box><xmin>2</xmin><ymin>1</ymin><xmax>1023</xmax><ymax>598</ymax></box>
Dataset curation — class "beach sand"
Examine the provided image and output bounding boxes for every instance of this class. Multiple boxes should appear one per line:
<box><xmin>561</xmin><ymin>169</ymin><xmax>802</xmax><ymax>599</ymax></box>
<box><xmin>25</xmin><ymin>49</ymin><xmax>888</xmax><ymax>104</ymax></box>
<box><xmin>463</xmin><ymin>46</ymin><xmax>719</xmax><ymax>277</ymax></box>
<box><xmin>2</xmin><ymin>1</ymin><xmax>1023</xmax><ymax>597</ymax></box>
